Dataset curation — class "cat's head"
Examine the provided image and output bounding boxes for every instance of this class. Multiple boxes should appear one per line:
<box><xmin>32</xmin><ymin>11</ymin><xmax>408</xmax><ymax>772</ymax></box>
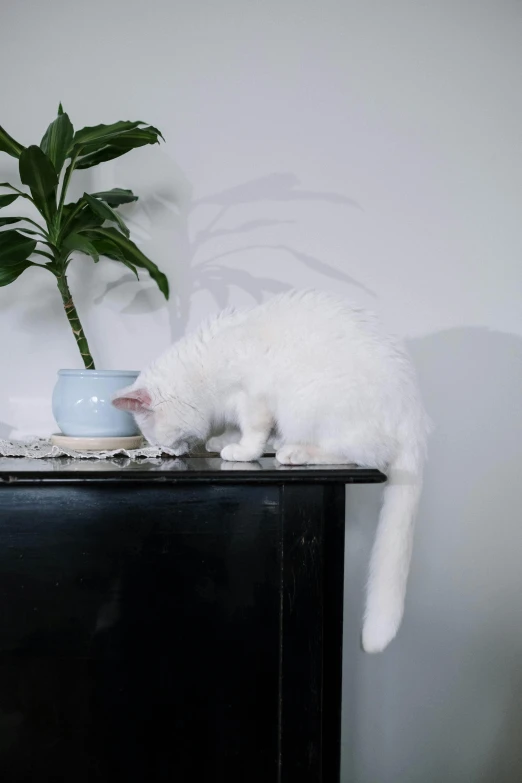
<box><xmin>112</xmin><ymin>383</ymin><xmax>207</xmax><ymax>455</ymax></box>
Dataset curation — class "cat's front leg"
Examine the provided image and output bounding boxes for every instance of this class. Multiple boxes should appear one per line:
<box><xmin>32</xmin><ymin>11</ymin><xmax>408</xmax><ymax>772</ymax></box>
<box><xmin>220</xmin><ymin>394</ymin><xmax>273</xmax><ymax>462</ymax></box>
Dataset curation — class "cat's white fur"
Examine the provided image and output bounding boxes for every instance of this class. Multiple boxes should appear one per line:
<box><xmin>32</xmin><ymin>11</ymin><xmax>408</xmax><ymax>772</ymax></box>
<box><xmin>113</xmin><ymin>290</ymin><xmax>430</xmax><ymax>652</ymax></box>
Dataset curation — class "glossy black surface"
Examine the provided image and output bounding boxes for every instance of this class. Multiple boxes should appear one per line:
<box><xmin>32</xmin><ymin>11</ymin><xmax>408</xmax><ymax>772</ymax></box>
<box><xmin>0</xmin><ymin>456</ymin><xmax>386</xmax><ymax>484</ymax></box>
<box><xmin>0</xmin><ymin>459</ymin><xmax>384</xmax><ymax>781</ymax></box>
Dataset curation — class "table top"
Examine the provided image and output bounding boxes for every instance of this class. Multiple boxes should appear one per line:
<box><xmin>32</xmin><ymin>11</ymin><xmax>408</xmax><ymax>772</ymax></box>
<box><xmin>0</xmin><ymin>456</ymin><xmax>386</xmax><ymax>485</ymax></box>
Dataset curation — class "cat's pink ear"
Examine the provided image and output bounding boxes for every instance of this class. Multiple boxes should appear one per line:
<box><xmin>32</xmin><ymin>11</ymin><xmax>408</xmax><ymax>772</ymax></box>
<box><xmin>112</xmin><ymin>388</ymin><xmax>152</xmax><ymax>413</ymax></box>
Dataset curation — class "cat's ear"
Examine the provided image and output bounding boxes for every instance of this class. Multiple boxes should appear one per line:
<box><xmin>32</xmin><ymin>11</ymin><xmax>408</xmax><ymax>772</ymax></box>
<box><xmin>112</xmin><ymin>387</ymin><xmax>152</xmax><ymax>413</ymax></box>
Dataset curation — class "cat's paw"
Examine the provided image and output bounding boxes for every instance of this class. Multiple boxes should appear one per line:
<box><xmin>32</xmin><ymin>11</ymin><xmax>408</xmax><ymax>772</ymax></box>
<box><xmin>275</xmin><ymin>445</ymin><xmax>312</xmax><ymax>465</ymax></box>
<box><xmin>220</xmin><ymin>444</ymin><xmax>261</xmax><ymax>462</ymax></box>
<box><xmin>361</xmin><ymin>612</ymin><xmax>401</xmax><ymax>654</ymax></box>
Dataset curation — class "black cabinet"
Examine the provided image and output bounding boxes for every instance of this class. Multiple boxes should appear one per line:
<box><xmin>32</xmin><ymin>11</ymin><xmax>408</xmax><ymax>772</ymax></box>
<box><xmin>0</xmin><ymin>457</ymin><xmax>385</xmax><ymax>782</ymax></box>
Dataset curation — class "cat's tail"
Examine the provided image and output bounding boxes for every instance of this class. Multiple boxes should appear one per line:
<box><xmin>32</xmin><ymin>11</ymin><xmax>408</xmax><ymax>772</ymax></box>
<box><xmin>361</xmin><ymin>434</ymin><xmax>426</xmax><ymax>653</ymax></box>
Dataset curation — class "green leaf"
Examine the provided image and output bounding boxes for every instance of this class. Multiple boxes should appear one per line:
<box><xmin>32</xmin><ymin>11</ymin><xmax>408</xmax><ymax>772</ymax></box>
<box><xmin>0</xmin><ymin>216</ymin><xmax>48</xmax><ymax>234</ymax></box>
<box><xmin>0</xmin><ymin>126</ymin><xmax>25</xmax><ymax>159</ymax></box>
<box><xmin>13</xmin><ymin>228</ymin><xmax>44</xmax><ymax>237</ymax></box>
<box><xmin>0</xmin><ymin>216</ymin><xmax>24</xmax><ymax>227</ymax></box>
<box><xmin>82</xmin><ymin>193</ymin><xmax>130</xmax><ymax>237</ymax></box>
<box><xmin>72</xmin><ymin>120</ymin><xmax>145</xmax><ymax>148</ymax></box>
<box><xmin>61</xmin><ymin>199</ymin><xmax>103</xmax><ymax>236</ymax></box>
<box><xmin>0</xmin><ymin>261</ymin><xmax>35</xmax><ymax>286</ymax></box>
<box><xmin>0</xmin><ymin>193</ymin><xmax>19</xmax><ymax>209</ymax></box>
<box><xmin>91</xmin><ymin>188</ymin><xmax>138</xmax><ymax>206</ymax></box>
<box><xmin>0</xmin><ymin>183</ymin><xmax>30</xmax><ymax>199</ymax></box>
<box><xmin>122</xmin><ymin>125</ymin><xmax>163</xmax><ymax>142</ymax></box>
<box><xmin>63</xmin><ymin>231</ymin><xmax>99</xmax><ymax>263</ymax></box>
<box><xmin>0</xmin><ymin>230</ymin><xmax>37</xmax><ymax>266</ymax></box>
<box><xmin>19</xmin><ymin>146</ymin><xmax>58</xmax><ymax>222</ymax></box>
<box><xmin>78</xmin><ymin>127</ymin><xmax>162</xmax><ymax>156</ymax></box>
<box><xmin>67</xmin><ymin>206</ymin><xmax>103</xmax><ymax>233</ymax></box>
<box><xmin>115</xmin><ymin>257</ymin><xmax>140</xmax><ymax>280</ymax></box>
<box><xmin>58</xmin><ymin>103</ymin><xmax>64</xmax><ymax>116</ymax></box>
<box><xmin>85</xmin><ymin>235</ymin><xmax>139</xmax><ymax>279</ymax></box>
<box><xmin>74</xmin><ymin>145</ymin><xmax>135</xmax><ymax>170</ymax></box>
<box><xmin>33</xmin><ymin>249</ymin><xmax>54</xmax><ymax>262</ymax></box>
<box><xmin>40</xmin><ymin>111</ymin><xmax>74</xmax><ymax>175</ymax></box>
<box><xmin>74</xmin><ymin>125</ymin><xmax>164</xmax><ymax>169</ymax></box>
<box><xmin>82</xmin><ymin>227</ymin><xmax>168</xmax><ymax>298</ymax></box>
<box><xmin>84</xmin><ymin>235</ymin><xmax>125</xmax><ymax>260</ymax></box>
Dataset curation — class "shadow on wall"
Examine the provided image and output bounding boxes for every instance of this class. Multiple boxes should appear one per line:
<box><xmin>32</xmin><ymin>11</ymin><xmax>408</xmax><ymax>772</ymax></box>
<box><xmin>342</xmin><ymin>327</ymin><xmax>522</xmax><ymax>783</ymax></box>
<box><xmin>94</xmin><ymin>151</ymin><xmax>373</xmax><ymax>340</ymax></box>
<box><xmin>476</xmin><ymin>674</ymin><xmax>522</xmax><ymax>783</ymax></box>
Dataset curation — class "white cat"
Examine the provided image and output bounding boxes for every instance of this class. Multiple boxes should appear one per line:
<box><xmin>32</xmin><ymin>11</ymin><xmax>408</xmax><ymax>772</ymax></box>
<box><xmin>113</xmin><ymin>290</ymin><xmax>430</xmax><ymax>652</ymax></box>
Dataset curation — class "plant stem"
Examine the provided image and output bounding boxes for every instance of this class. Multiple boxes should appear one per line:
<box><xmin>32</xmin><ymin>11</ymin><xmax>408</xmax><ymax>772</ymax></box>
<box><xmin>56</xmin><ymin>273</ymin><xmax>95</xmax><ymax>370</ymax></box>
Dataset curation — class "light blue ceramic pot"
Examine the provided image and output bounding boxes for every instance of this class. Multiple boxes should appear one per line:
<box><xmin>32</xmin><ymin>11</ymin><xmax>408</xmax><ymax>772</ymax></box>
<box><xmin>52</xmin><ymin>369</ymin><xmax>140</xmax><ymax>437</ymax></box>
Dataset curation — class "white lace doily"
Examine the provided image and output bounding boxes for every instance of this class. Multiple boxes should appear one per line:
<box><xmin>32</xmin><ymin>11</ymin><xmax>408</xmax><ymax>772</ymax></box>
<box><xmin>0</xmin><ymin>438</ymin><xmax>178</xmax><ymax>461</ymax></box>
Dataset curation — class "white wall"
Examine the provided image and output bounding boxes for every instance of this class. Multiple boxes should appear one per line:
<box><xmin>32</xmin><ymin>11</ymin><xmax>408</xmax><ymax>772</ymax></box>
<box><xmin>1</xmin><ymin>1</ymin><xmax>522</xmax><ymax>780</ymax></box>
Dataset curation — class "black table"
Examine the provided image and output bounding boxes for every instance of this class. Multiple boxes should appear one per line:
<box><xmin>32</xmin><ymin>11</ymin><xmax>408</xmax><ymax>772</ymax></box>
<box><xmin>0</xmin><ymin>457</ymin><xmax>385</xmax><ymax>782</ymax></box>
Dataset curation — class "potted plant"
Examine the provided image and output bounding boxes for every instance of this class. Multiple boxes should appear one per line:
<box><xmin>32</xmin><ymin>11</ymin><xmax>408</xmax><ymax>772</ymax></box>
<box><xmin>0</xmin><ymin>105</ymin><xmax>169</xmax><ymax>439</ymax></box>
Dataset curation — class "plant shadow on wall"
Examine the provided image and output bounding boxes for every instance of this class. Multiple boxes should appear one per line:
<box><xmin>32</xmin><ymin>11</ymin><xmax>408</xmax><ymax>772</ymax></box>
<box><xmin>94</xmin><ymin>155</ymin><xmax>374</xmax><ymax>341</ymax></box>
